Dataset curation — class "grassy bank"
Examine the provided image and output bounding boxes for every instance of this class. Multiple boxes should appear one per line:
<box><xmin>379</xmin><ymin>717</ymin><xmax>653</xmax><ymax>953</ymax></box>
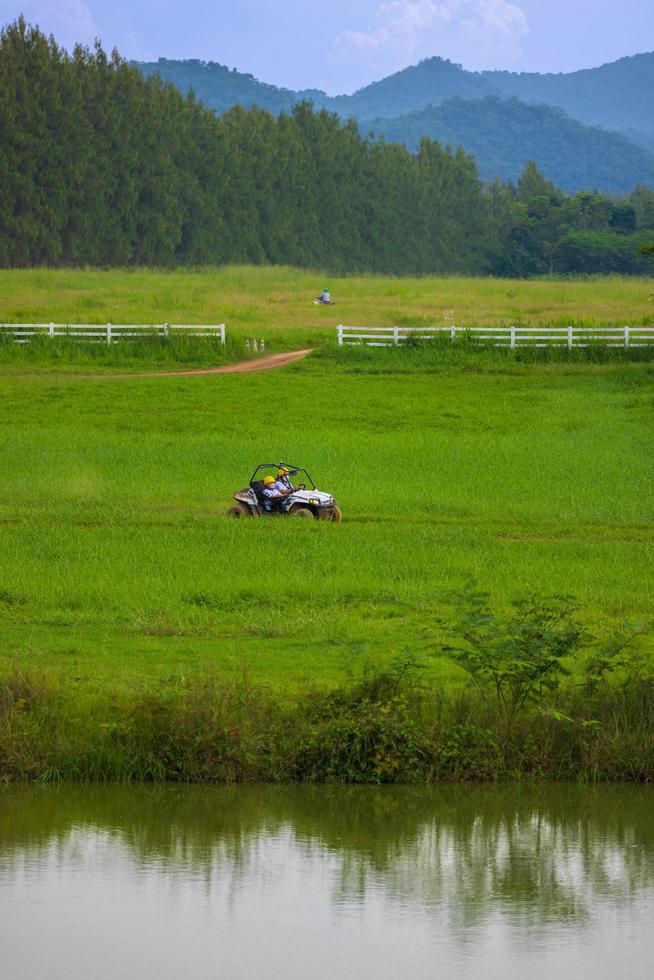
<box><xmin>3</xmin><ymin>659</ymin><xmax>654</xmax><ymax>783</ymax></box>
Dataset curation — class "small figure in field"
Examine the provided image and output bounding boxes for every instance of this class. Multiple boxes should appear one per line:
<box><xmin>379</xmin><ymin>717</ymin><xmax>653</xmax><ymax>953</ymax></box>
<box><xmin>315</xmin><ymin>287</ymin><xmax>334</xmax><ymax>305</ymax></box>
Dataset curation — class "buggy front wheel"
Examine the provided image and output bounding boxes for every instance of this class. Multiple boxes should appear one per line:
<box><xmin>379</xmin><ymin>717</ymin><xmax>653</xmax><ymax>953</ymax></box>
<box><xmin>227</xmin><ymin>504</ymin><xmax>250</xmax><ymax>518</ymax></box>
<box><xmin>291</xmin><ymin>506</ymin><xmax>314</xmax><ymax>519</ymax></box>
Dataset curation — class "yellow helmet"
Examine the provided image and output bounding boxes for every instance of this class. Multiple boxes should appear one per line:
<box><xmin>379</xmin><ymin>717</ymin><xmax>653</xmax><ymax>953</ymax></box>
<box><xmin>277</xmin><ymin>466</ymin><xmax>290</xmax><ymax>477</ymax></box>
<box><xmin>263</xmin><ymin>475</ymin><xmax>276</xmax><ymax>486</ymax></box>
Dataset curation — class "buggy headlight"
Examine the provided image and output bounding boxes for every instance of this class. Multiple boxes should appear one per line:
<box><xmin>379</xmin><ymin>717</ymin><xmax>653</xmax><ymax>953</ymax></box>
<box><xmin>310</xmin><ymin>498</ymin><xmax>319</xmax><ymax>505</ymax></box>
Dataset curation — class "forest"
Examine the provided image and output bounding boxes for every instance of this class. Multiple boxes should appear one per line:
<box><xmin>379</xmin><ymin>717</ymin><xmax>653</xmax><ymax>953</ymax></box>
<box><xmin>1</xmin><ymin>20</ymin><xmax>654</xmax><ymax>275</ymax></box>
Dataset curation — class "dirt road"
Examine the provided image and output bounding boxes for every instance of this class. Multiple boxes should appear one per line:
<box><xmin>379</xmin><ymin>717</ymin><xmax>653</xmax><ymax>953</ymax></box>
<box><xmin>75</xmin><ymin>348</ymin><xmax>314</xmax><ymax>380</ymax></box>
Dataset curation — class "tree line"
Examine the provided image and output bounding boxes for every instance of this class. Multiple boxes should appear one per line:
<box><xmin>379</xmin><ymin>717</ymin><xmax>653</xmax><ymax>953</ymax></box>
<box><xmin>1</xmin><ymin>20</ymin><xmax>653</xmax><ymax>275</ymax></box>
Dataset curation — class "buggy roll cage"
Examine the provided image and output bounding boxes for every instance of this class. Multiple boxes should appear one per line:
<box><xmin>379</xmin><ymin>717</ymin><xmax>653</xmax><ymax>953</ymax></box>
<box><xmin>249</xmin><ymin>462</ymin><xmax>317</xmax><ymax>491</ymax></box>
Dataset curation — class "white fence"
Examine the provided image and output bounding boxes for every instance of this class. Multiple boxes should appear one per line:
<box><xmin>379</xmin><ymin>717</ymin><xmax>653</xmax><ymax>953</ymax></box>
<box><xmin>337</xmin><ymin>324</ymin><xmax>654</xmax><ymax>349</ymax></box>
<box><xmin>0</xmin><ymin>323</ymin><xmax>225</xmax><ymax>345</ymax></box>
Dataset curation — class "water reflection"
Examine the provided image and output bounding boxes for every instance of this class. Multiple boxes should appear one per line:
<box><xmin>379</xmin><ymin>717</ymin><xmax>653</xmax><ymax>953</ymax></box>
<box><xmin>1</xmin><ymin>785</ymin><xmax>653</xmax><ymax>980</ymax></box>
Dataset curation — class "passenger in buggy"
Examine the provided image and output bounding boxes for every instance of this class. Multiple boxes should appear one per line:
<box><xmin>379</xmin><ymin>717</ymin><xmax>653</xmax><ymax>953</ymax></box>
<box><xmin>262</xmin><ymin>474</ymin><xmax>287</xmax><ymax>512</ymax></box>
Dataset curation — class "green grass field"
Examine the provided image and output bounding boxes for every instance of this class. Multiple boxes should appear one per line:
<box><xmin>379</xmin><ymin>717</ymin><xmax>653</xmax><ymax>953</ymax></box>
<box><xmin>1</xmin><ymin>332</ymin><xmax>653</xmax><ymax>693</ymax></box>
<box><xmin>2</xmin><ymin>267</ymin><xmax>654</xmax><ymax>353</ymax></box>
<box><xmin>2</xmin><ymin>267</ymin><xmax>654</xmax><ymax>781</ymax></box>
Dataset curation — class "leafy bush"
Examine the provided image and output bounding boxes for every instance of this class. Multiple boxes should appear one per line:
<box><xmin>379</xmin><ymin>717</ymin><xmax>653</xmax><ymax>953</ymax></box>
<box><xmin>436</xmin><ymin>589</ymin><xmax>585</xmax><ymax>727</ymax></box>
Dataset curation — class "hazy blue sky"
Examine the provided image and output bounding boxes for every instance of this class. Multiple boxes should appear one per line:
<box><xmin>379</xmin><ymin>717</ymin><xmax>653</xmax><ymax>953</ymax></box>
<box><xmin>4</xmin><ymin>1</ymin><xmax>653</xmax><ymax>93</ymax></box>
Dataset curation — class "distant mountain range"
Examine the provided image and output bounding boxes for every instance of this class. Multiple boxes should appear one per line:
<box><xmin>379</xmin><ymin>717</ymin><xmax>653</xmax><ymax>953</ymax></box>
<box><xmin>363</xmin><ymin>98</ymin><xmax>654</xmax><ymax>195</ymax></box>
<box><xmin>136</xmin><ymin>53</ymin><xmax>654</xmax><ymax>195</ymax></box>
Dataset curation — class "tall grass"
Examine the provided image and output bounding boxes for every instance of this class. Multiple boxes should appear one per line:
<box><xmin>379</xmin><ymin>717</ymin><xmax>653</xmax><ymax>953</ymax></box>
<box><xmin>0</xmin><ymin>330</ymin><xmax>249</xmax><ymax>370</ymax></box>
<box><xmin>315</xmin><ymin>336</ymin><xmax>654</xmax><ymax>371</ymax></box>
<box><xmin>2</xmin><ymin>332</ymin><xmax>654</xmax><ymax>377</ymax></box>
<box><xmin>0</xmin><ymin>349</ymin><xmax>652</xmax><ymax>689</ymax></box>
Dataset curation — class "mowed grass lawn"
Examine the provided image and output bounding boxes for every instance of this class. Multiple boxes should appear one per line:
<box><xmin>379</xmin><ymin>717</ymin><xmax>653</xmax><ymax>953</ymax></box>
<box><xmin>1</xmin><ymin>346</ymin><xmax>653</xmax><ymax>691</ymax></box>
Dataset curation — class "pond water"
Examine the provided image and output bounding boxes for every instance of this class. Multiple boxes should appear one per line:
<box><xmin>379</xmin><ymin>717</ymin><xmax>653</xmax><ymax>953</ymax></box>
<box><xmin>1</xmin><ymin>784</ymin><xmax>653</xmax><ymax>979</ymax></box>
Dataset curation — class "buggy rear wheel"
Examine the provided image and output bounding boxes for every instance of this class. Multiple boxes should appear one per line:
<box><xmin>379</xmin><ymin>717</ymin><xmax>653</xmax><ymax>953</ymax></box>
<box><xmin>227</xmin><ymin>504</ymin><xmax>250</xmax><ymax>518</ymax></box>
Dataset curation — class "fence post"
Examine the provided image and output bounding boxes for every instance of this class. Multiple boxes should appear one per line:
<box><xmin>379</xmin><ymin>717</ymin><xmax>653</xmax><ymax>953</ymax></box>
<box><xmin>220</xmin><ymin>324</ymin><xmax>225</xmax><ymax>345</ymax></box>
<box><xmin>337</xmin><ymin>325</ymin><xmax>343</xmax><ymax>347</ymax></box>
<box><xmin>164</xmin><ymin>323</ymin><xmax>169</xmax><ymax>338</ymax></box>
<box><xmin>393</xmin><ymin>326</ymin><xmax>399</xmax><ymax>346</ymax></box>
<box><xmin>49</xmin><ymin>322</ymin><xmax>54</xmax><ymax>339</ymax></box>
<box><xmin>510</xmin><ymin>325</ymin><xmax>516</xmax><ymax>349</ymax></box>
<box><xmin>567</xmin><ymin>325</ymin><xmax>573</xmax><ymax>349</ymax></box>
<box><xmin>450</xmin><ymin>325</ymin><xmax>456</xmax><ymax>343</ymax></box>
<box><xmin>624</xmin><ymin>325</ymin><xmax>630</xmax><ymax>348</ymax></box>
<box><xmin>106</xmin><ymin>323</ymin><xmax>112</xmax><ymax>345</ymax></box>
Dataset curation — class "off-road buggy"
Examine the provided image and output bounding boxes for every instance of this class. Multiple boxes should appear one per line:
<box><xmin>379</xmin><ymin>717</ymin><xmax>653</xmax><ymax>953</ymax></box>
<box><xmin>228</xmin><ymin>462</ymin><xmax>342</xmax><ymax>522</ymax></box>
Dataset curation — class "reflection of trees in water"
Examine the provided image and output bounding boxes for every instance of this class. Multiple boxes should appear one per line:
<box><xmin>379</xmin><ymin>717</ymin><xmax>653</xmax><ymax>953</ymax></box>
<box><xmin>1</xmin><ymin>785</ymin><xmax>653</xmax><ymax>925</ymax></box>
<box><xmin>335</xmin><ymin>812</ymin><xmax>646</xmax><ymax>927</ymax></box>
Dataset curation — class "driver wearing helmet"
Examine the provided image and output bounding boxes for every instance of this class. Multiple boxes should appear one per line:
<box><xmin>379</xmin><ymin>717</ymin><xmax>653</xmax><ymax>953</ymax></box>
<box><xmin>275</xmin><ymin>466</ymin><xmax>297</xmax><ymax>494</ymax></box>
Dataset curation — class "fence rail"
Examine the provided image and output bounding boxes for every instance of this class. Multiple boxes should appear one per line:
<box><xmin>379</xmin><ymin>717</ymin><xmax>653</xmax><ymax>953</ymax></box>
<box><xmin>0</xmin><ymin>323</ymin><xmax>226</xmax><ymax>345</ymax></box>
<box><xmin>337</xmin><ymin>324</ymin><xmax>654</xmax><ymax>348</ymax></box>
